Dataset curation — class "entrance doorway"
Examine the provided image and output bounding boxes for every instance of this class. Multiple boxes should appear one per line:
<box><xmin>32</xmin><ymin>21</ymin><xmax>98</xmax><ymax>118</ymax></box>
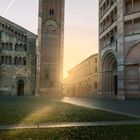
<box><xmin>17</xmin><ymin>80</ymin><xmax>24</xmax><ymax>96</ymax></box>
<box><xmin>101</xmin><ymin>52</ymin><xmax>118</xmax><ymax>95</ymax></box>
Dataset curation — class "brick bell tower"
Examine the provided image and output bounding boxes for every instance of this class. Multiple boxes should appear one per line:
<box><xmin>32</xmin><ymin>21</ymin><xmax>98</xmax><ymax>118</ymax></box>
<box><xmin>36</xmin><ymin>0</ymin><xmax>65</xmax><ymax>96</ymax></box>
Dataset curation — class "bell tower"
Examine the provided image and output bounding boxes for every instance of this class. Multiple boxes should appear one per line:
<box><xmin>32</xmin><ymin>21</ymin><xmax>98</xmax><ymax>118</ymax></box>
<box><xmin>36</xmin><ymin>0</ymin><xmax>65</xmax><ymax>95</ymax></box>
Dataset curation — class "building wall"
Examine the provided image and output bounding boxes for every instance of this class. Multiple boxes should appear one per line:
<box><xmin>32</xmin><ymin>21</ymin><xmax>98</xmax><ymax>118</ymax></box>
<box><xmin>64</xmin><ymin>54</ymin><xmax>99</xmax><ymax>97</ymax></box>
<box><xmin>0</xmin><ymin>16</ymin><xmax>36</xmax><ymax>96</ymax></box>
<box><xmin>99</xmin><ymin>0</ymin><xmax>140</xmax><ymax>99</ymax></box>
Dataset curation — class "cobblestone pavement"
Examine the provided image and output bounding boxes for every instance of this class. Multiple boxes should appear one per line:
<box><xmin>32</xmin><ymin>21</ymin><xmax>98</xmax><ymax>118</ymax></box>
<box><xmin>62</xmin><ymin>97</ymin><xmax>140</xmax><ymax>118</ymax></box>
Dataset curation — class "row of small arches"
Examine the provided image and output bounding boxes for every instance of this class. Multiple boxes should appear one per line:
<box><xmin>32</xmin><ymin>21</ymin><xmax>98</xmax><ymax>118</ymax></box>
<box><xmin>0</xmin><ymin>42</ymin><xmax>27</xmax><ymax>51</ymax></box>
<box><xmin>0</xmin><ymin>56</ymin><xmax>26</xmax><ymax>65</ymax></box>
<box><xmin>0</xmin><ymin>22</ymin><xmax>27</xmax><ymax>41</ymax></box>
<box><xmin>15</xmin><ymin>43</ymin><xmax>27</xmax><ymax>51</ymax></box>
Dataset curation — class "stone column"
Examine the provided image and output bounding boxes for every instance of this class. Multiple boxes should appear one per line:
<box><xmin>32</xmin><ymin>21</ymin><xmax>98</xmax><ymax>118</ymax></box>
<box><xmin>108</xmin><ymin>71</ymin><xmax>111</xmax><ymax>94</ymax></box>
<box><xmin>117</xmin><ymin>0</ymin><xmax>125</xmax><ymax>100</ymax></box>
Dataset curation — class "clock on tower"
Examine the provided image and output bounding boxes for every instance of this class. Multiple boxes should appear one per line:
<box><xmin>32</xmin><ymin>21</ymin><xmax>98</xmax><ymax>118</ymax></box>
<box><xmin>36</xmin><ymin>0</ymin><xmax>65</xmax><ymax>96</ymax></box>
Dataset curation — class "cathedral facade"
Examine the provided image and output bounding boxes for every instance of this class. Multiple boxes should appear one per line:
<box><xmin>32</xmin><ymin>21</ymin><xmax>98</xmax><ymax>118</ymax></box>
<box><xmin>0</xmin><ymin>16</ymin><xmax>36</xmax><ymax>96</ymax></box>
<box><xmin>99</xmin><ymin>0</ymin><xmax>140</xmax><ymax>99</ymax></box>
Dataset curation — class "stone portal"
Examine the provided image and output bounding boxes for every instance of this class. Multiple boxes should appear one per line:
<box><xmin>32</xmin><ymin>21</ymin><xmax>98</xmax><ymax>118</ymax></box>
<box><xmin>17</xmin><ymin>80</ymin><xmax>24</xmax><ymax>96</ymax></box>
<box><xmin>100</xmin><ymin>52</ymin><xmax>117</xmax><ymax>96</ymax></box>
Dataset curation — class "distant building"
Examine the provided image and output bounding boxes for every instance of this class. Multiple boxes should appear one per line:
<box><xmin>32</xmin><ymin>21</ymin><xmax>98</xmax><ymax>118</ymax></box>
<box><xmin>99</xmin><ymin>0</ymin><xmax>140</xmax><ymax>99</ymax></box>
<box><xmin>0</xmin><ymin>16</ymin><xmax>36</xmax><ymax>96</ymax></box>
<box><xmin>64</xmin><ymin>54</ymin><xmax>99</xmax><ymax>97</ymax></box>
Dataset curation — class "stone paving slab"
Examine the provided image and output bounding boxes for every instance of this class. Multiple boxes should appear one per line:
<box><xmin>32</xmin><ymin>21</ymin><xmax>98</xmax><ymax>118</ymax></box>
<box><xmin>0</xmin><ymin>120</ymin><xmax>140</xmax><ymax>130</ymax></box>
<box><xmin>62</xmin><ymin>97</ymin><xmax>140</xmax><ymax>119</ymax></box>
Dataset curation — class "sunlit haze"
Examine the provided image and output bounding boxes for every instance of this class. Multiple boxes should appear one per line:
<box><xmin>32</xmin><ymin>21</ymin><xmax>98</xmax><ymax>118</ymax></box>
<box><xmin>0</xmin><ymin>0</ymin><xmax>98</xmax><ymax>78</ymax></box>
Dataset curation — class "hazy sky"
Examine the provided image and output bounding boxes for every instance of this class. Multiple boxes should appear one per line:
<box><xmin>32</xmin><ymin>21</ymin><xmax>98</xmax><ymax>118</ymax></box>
<box><xmin>0</xmin><ymin>0</ymin><xmax>98</xmax><ymax>77</ymax></box>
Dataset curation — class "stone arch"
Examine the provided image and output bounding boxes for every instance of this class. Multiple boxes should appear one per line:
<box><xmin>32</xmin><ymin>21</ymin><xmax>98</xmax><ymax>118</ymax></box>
<box><xmin>101</xmin><ymin>50</ymin><xmax>117</xmax><ymax>71</ymax></box>
<box><xmin>101</xmin><ymin>51</ymin><xmax>117</xmax><ymax>95</ymax></box>
<box><xmin>125</xmin><ymin>42</ymin><xmax>140</xmax><ymax>97</ymax></box>
<box><xmin>126</xmin><ymin>42</ymin><xmax>140</xmax><ymax>64</ymax></box>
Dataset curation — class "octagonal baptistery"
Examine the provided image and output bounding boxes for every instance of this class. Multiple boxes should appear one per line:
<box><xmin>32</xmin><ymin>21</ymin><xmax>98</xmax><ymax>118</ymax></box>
<box><xmin>99</xmin><ymin>0</ymin><xmax>140</xmax><ymax>99</ymax></box>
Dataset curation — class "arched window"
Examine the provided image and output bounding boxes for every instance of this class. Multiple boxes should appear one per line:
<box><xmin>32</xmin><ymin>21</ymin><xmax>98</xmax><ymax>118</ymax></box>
<box><xmin>11</xmin><ymin>28</ymin><xmax>14</xmax><ymax>33</ymax></box>
<box><xmin>24</xmin><ymin>44</ymin><xmax>27</xmax><ymax>51</ymax></box>
<box><xmin>2</xmin><ymin>24</ymin><xmax>4</xmax><ymax>29</ymax></box>
<box><xmin>1</xmin><ymin>56</ymin><xmax>4</xmax><ymax>64</ymax></box>
<box><xmin>15</xmin><ymin>31</ymin><xmax>17</xmax><ymax>36</ymax></box>
<box><xmin>15</xmin><ymin>43</ymin><xmax>18</xmax><ymax>50</ymax></box>
<box><xmin>19</xmin><ymin>44</ymin><xmax>22</xmax><ymax>51</ymax></box>
<box><xmin>8</xmin><ymin>27</ymin><xmax>11</xmax><ymax>32</ymax></box>
<box><xmin>2</xmin><ymin>42</ymin><xmax>5</xmax><ymax>49</ymax></box>
<box><xmin>24</xmin><ymin>35</ymin><xmax>27</xmax><ymax>42</ymax></box>
<box><xmin>23</xmin><ymin>57</ymin><xmax>26</xmax><ymax>65</ymax></box>
<box><xmin>14</xmin><ymin>57</ymin><xmax>18</xmax><ymax>65</ymax></box>
<box><xmin>52</xmin><ymin>9</ymin><xmax>54</xmax><ymax>15</ymax></box>
<box><xmin>49</xmin><ymin>8</ymin><xmax>55</xmax><ymax>16</ymax></box>
<box><xmin>19</xmin><ymin>57</ymin><xmax>22</xmax><ymax>65</ymax></box>
<box><xmin>5</xmin><ymin>56</ymin><xmax>8</xmax><ymax>64</ymax></box>
<box><xmin>18</xmin><ymin>32</ymin><xmax>20</xmax><ymax>37</ymax></box>
<box><xmin>9</xmin><ymin>56</ymin><xmax>12</xmax><ymax>65</ymax></box>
